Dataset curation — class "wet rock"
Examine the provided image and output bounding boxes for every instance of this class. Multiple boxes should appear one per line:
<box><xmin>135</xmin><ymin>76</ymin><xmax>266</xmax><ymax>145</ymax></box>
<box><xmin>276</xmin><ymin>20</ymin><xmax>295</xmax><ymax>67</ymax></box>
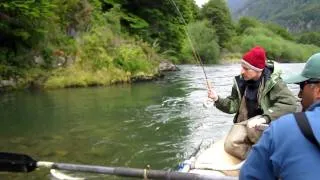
<box><xmin>65</xmin><ymin>56</ymin><xmax>75</xmax><ymax>67</ymax></box>
<box><xmin>159</xmin><ymin>60</ymin><xmax>179</xmax><ymax>72</ymax></box>
<box><xmin>52</xmin><ymin>56</ymin><xmax>66</xmax><ymax>68</ymax></box>
<box><xmin>130</xmin><ymin>71</ymin><xmax>164</xmax><ymax>82</ymax></box>
<box><xmin>34</xmin><ymin>55</ymin><xmax>45</xmax><ymax>65</ymax></box>
<box><xmin>0</xmin><ymin>78</ymin><xmax>16</xmax><ymax>88</ymax></box>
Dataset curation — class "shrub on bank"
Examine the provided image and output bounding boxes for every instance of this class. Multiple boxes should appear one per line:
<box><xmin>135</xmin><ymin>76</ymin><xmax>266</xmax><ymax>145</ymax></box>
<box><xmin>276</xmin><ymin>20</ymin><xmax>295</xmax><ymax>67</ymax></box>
<box><xmin>44</xmin><ymin>26</ymin><xmax>160</xmax><ymax>89</ymax></box>
<box><xmin>44</xmin><ymin>65</ymin><xmax>129</xmax><ymax>89</ymax></box>
<box><xmin>180</xmin><ymin>20</ymin><xmax>220</xmax><ymax>64</ymax></box>
<box><xmin>227</xmin><ymin>27</ymin><xmax>319</xmax><ymax>62</ymax></box>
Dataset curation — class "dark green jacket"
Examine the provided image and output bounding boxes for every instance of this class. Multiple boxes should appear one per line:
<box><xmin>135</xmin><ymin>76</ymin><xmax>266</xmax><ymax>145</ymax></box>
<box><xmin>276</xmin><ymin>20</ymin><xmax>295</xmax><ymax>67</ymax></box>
<box><xmin>215</xmin><ymin>61</ymin><xmax>297</xmax><ymax>123</ymax></box>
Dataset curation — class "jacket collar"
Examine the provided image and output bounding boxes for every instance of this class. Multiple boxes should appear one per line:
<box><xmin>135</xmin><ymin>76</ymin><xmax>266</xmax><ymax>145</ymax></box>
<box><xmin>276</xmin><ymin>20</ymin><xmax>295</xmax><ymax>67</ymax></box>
<box><xmin>307</xmin><ymin>100</ymin><xmax>320</xmax><ymax>111</ymax></box>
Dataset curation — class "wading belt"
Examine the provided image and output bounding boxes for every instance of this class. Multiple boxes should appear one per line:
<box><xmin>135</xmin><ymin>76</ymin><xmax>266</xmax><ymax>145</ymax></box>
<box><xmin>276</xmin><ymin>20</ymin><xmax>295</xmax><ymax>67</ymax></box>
<box><xmin>294</xmin><ymin>112</ymin><xmax>320</xmax><ymax>149</ymax></box>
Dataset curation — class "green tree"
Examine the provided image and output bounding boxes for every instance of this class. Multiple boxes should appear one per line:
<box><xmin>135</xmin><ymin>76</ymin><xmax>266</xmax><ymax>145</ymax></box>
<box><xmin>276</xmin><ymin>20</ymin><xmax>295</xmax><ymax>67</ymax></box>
<box><xmin>100</xmin><ymin>0</ymin><xmax>198</xmax><ymax>53</ymax></box>
<box><xmin>236</xmin><ymin>17</ymin><xmax>260</xmax><ymax>35</ymax></box>
<box><xmin>200</xmin><ymin>0</ymin><xmax>235</xmax><ymax>48</ymax></box>
<box><xmin>181</xmin><ymin>20</ymin><xmax>219</xmax><ymax>64</ymax></box>
<box><xmin>0</xmin><ymin>0</ymin><xmax>57</xmax><ymax>67</ymax></box>
<box><xmin>297</xmin><ymin>32</ymin><xmax>320</xmax><ymax>47</ymax></box>
<box><xmin>264</xmin><ymin>22</ymin><xmax>294</xmax><ymax>41</ymax></box>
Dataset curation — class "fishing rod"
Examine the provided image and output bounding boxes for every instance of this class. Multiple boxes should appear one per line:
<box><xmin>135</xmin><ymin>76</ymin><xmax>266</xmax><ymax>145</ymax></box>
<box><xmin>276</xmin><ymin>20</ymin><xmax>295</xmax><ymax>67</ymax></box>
<box><xmin>167</xmin><ymin>0</ymin><xmax>211</xmax><ymax>87</ymax></box>
<box><xmin>0</xmin><ymin>152</ymin><xmax>237</xmax><ymax>180</ymax></box>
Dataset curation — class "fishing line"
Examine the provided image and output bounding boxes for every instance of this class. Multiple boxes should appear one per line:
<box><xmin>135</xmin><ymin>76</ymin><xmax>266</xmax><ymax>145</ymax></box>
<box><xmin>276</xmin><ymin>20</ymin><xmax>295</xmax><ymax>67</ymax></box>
<box><xmin>167</xmin><ymin>0</ymin><xmax>210</xmax><ymax>86</ymax></box>
<box><xmin>167</xmin><ymin>0</ymin><xmax>215</xmax><ymax>109</ymax></box>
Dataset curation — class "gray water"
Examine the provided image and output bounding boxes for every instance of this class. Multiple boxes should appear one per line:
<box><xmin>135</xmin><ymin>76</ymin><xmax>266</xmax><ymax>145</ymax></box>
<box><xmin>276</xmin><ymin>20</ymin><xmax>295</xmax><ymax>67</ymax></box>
<box><xmin>0</xmin><ymin>63</ymin><xmax>303</xmax><ymax>179</ymax></box>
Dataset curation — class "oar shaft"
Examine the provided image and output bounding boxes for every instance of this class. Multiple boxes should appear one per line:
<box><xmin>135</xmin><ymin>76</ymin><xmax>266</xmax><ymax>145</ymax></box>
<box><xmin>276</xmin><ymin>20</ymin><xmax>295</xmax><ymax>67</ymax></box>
<box><xmin>0</xmin><ymin>153</ymin><xmax>238</xmax><ymax>180</ymax></box>
<box><xmin>45</xmin><ymin>162</ymin><xmax>237</xmax><ymax>180</ymax></box>
<box><xmin>53</xmin><ymin>163</ymin><xmax>114</xmax><ymax>174</ymax></box>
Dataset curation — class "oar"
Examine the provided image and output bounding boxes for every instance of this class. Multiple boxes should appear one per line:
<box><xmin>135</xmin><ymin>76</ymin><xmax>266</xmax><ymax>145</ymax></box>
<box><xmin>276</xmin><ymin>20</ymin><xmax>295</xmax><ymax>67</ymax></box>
<box><xmin>0</xmin><ymin>152</ymin><xmax>237</xmax><ymax>180</ymax></box>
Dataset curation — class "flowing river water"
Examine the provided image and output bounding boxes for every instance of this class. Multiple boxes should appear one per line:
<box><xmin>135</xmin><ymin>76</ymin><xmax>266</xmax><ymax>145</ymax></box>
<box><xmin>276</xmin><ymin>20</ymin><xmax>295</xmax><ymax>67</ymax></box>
<box><xmin>0</xmin><ymin>63</ymin><xmax>303</xmax><ymax>179</ymax></box>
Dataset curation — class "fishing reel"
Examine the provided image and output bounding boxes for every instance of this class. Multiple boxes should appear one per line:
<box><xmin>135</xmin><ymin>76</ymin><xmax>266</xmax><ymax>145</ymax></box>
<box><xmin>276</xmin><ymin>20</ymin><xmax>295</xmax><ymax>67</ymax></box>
<box><xmin>203</xmin><ymin>82</ymin><xmax>217</xmax><ymax>108</ymax></box>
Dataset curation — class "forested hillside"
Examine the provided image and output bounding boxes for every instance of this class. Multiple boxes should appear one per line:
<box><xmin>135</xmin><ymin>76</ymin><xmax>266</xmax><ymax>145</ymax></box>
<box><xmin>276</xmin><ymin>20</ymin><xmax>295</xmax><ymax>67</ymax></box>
<box><xmin>228</xmin><ymin>0</ymin><xmax>320</xmax><ymax>33</ymax></box>
<box><xmin>0</xmin><ymin>0</ymin><xmax>319</xmax><ymax>91</ymax></box>
<box><xmin>0</xmin><ymin>0</ymin><xmax>197</xmax><ymax>89</ymax></box>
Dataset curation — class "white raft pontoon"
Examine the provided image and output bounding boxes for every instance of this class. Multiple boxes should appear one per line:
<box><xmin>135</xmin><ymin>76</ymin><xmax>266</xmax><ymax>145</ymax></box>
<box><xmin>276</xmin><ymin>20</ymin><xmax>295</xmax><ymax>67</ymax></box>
<box><xmin>178</xmin><ymin>137</ymin><xmax>243</xmax><ymax>178</ymax></box>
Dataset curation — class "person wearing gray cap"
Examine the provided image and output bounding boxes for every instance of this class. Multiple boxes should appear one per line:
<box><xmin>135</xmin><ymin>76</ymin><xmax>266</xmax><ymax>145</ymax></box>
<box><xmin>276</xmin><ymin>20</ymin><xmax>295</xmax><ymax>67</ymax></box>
<box><xmin>240</xmin><ymin>52</ymin><xmax>320</xmax><ymax>180</ymax></box>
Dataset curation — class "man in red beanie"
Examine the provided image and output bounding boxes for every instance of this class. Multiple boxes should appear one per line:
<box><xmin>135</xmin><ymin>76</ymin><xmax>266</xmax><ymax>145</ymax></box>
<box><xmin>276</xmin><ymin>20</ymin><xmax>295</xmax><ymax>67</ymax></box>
<box><xmin>208</xmin><ymin>46</ymin><xmax>297</xmax><ymax>160</ymax></box>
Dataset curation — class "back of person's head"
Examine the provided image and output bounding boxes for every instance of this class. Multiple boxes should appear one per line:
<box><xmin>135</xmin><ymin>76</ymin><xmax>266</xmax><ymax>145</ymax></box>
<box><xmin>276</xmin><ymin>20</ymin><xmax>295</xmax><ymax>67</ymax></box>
<box><xmin>241</xmin><ymin>46</ymin><xmax>266</xmax><ymax>72</ymax></box>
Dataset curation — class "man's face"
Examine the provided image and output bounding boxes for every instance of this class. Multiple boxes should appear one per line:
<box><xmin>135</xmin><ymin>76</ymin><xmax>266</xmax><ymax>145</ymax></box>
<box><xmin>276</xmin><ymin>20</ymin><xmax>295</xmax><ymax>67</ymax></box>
<box><xmin>298</xmin><ymin>81</ymin><xmax>320</xmax><ymax>111</ymax></box>
<box><xmin>241</xmin><ymin>64</ymin><xmax>261</xmax><ymax>81</ymax></box>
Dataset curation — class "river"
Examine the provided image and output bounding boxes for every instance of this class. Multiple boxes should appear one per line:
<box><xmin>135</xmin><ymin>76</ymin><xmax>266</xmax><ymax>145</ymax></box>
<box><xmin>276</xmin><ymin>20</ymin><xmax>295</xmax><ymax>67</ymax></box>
<box><xmin>0</xmin><ymin>63</ymin><xmax>303</xmax><ymax>179</ymax></box>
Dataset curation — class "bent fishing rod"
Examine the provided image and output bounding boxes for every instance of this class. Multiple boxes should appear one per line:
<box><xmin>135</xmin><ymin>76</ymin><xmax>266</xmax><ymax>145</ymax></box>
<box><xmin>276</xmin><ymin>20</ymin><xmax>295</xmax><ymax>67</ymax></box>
<box><xmin>0</xmin><ymin>152</ymin><xmax>237</xmax><ymax>180</ymax></box>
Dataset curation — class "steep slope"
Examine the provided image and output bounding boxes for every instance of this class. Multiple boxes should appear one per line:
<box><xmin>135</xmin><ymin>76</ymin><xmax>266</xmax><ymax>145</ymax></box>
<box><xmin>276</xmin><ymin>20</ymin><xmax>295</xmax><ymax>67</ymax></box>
<box><xmin>227</xmin><ymin>0</ymin><xmax>320</xmax><ymax>32</ymax></box>
<box><xmin>226</xmin><ymin>0</ymin><xmax>248</xmax><ymax>15</ymax></box>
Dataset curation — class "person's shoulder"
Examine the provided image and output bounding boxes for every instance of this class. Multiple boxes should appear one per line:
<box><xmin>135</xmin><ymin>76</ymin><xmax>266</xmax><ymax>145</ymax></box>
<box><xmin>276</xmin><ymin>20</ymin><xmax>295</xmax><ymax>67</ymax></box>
<box><xmin>267</xmin><ymin>113</ymin><xmax>298</xmax><ymax>143</ymax></box>
<box><xmin>270</xmin><ymin>113</ymin><xmax>296</xmax><ymax>128</ymax></box>
<box><xmin>267</xmin><ymin>61</ymin><xmax>282</xmax><ymax>79</ymax></box>
<box><xmin>266</xmin><ymin>60</ymin><xmax>281</xmax><ymax>72</ymax></box>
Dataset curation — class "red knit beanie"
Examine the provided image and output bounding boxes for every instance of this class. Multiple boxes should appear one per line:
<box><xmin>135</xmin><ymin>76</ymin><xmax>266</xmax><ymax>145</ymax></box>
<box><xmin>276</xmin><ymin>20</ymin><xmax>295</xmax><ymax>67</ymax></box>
<box><xmin>241</xmin><ymin>46</ymin><xmax>266</xmax><ymax>71</ymax></box>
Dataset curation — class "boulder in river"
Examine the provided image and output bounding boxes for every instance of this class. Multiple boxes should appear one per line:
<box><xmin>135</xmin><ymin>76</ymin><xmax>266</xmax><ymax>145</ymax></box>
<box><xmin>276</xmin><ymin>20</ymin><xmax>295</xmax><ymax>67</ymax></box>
<box><xmin>158</xmin><ymin>60</ymin><xmax>179</xmax><ymax>72</ymax></box>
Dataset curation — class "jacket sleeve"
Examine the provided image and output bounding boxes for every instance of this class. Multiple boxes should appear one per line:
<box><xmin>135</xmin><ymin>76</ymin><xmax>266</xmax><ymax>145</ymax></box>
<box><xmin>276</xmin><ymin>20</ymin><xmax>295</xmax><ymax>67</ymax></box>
<box><xmin>214</xmin><ymin>83</ymin><xmax>240</xmax><ymax>114</ymax></box>
<box><xmin>240</xmin><ymin>126</ymin><xmax>276</xmax><ymax>180</ymax></box>
<box><xmin>264</xmin><ymin>79</ymin><xmax>297</xmax><ymax>121</ymax></box>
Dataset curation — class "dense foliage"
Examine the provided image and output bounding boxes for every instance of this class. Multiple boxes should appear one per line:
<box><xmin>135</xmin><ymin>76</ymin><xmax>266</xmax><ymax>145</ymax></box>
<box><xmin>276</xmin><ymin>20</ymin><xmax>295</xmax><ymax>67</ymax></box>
<box><xmin>181</xmin><ymin>20</ymin><xmax>219</xmax><ymax>64</ymax></box>
<box><xmin>0</xmin><ymin>0</ymin><xmax>319</xmax><ymax>90</ymax></box>
<box><xmin>297</xmin><ymin>32</ymin><xmax>320</xmax><ymax>47</ymax></box>
<box><xmin>0</xmin><ymin>0</ymin><xmax>197</xmax><ymax>88</ymax></box>
<box><xmin>226</xmin><ymin>17</ymin><xmax>319</xmax><ymax>62</ymax></box>
<box><xmin>110</xmin><ymin>0</ymin><xmax>196</xmax><ymax>53</ymax></box>
<box><xmin>0</xmin><ymin>0</ymin><xmax>57</xmax><ymax>75</ymax></box>
<box><xmin>200</xmin><ymin>0</ymin><xmax>235</xmax><ymax>48</ymax></box>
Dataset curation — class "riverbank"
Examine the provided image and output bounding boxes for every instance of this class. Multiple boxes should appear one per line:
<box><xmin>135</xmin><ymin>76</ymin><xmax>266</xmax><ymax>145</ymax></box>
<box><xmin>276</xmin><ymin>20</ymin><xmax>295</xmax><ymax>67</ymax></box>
<box><xmin>219</xmin><ymin>52</ymin><xmax>242</xmax><ymax>64</ymax></box>
<box><xmin>0</xmin><ymin>61</ymin><xmax>178</xmax><ymax>92</ymax></box>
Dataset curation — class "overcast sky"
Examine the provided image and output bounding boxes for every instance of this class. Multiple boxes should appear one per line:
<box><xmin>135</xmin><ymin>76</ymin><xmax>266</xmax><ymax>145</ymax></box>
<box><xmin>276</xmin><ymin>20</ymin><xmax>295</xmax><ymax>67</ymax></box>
<box><xmin>195</xmin><ymin>0</ymin><xmax>208</xmax><ymax>7</ymax></box>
